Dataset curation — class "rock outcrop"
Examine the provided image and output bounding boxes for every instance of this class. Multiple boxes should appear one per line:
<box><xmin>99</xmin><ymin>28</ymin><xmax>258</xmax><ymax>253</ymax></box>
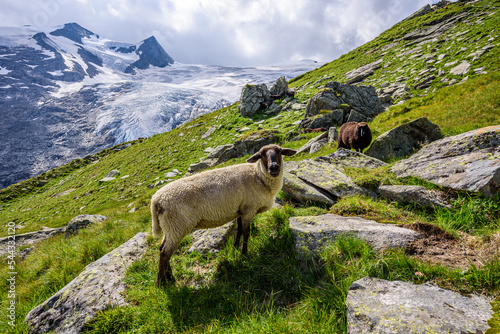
<box><xmin>365</xmin><ymin>117</ymin><xmax>442</xmax><ymax>161</ymax></box>
<box><xmin>64</xmin><ymin>214</ymin><xmax>107</xmax><ymax>238</ymax></box>
<box><xmin>305</xmin><ymin>81</ymin><xmax>384</xmax><ymax>121</ymax></box>
<box><xmin>238</xmin><ymin>83</ymin><xmax>272</xmax><ymax>117</ymax></box>
<box><xmin>379</xmin><ymin>185</ymin><xmax>451</xmax><ymax>209</ymax></box>
<box><xmin>188</xmin><ymin>221</ymin><xmax>236</xmax><ymax>254</ymax></box>
<box><xmin>347</xmin><ymin>277</ymin><xmax>493</xmax><ymax>333</ymax></box>
<box><xmin>25</xmin><ymin>232</ymin><xmax>150</xmax><ymax>334</ymax></box>
<box><xmin>318</xmin><ymin>148</ymin><xmax>387</xmax><ymax>171</ymax></box>
<box><xmin>391</xmin><ymin>125</ymin><xmax>500</xmax><ymax>197</ymax></box>
<box><xmin>290</xmin><ymin>214</ymin><xmax>422</xmax><ymax>255</ymax></box>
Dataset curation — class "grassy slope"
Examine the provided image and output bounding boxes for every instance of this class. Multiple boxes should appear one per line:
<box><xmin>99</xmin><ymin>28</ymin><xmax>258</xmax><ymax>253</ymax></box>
<box><xmin>0</xmin><ymin>1</ymin><xmax>499</xmax><ymax>333</ymax></box>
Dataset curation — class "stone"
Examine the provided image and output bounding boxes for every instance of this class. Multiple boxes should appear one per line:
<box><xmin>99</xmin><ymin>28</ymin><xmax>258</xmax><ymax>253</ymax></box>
<box><xmin>295</xmin><ymin>131</ymin><xmax>329</xmax><ymax>155</ymax></box>
<box><xmin>188</xmin><ymin>221</ymin><xmax>236</xmax><ymax>254</ymax></box>
<box><xmin>449</xmin><ymin>60</ymin><xmax>471</xmax><ymax>75</ymax></box>
<box><xmin>305</xmin><ymin>81</ymin><xmax>383</xmax><ymax>120</ymax></box>
<box><xmin>328</xmin><ymin>127</ymin><xmax>338</xmax><ymax>143</ymax></box>
<box><xmin>289</xmin><ymin>214</ymin><xmax>422</xmax><ymax>255</ymax></box>
<box><xmin>188</xmin><ymin>160</ymin><xmax>214</xmax><ymax>173</ymax></box>
<box><xmin>233</xmin><ymin>130</ymin><xmax>280</xmax><ymax>157</ymax></box>
<box><xmin>391</xmin><ymin>125</ymin><xmax>500</xmax><ymax>197</ymax></box>
<box><xmin>346</xmin><ymin>277</ymin><xmax>493</xmax><ymax>334</ymax></box>
<box><xmin>201</xmin><ymin>125</ymin><xmax>216</xmax><ymax>139</ymax></box>
<box><xmin>64</xmin><ymin>214</ymin><xmax>107</xmax><ymax>238</ymax></box>
<box><xmin>379</xmin><ymin>185</ymin><xmax>451</xmax><ymax>209</ymax></box>
<box><xmin>99</xmin><ymin>169</ymin><xmax>120</xmax><ymax>182</ymax></box>
<box><xmin>310</xmin><ymin>139</ymin><xmax>327</xmax><ymax>154</ymax></box>
<box><xmin>25</xmin><ymin>233</ymin><xmax>150</xmax><ymax>334</ymax></box>
<box><xmin>365</xmin><ymin>117</ymin><xmax>442</xmax><ymax>161</ymax></box>
<box><xmin>302</xmin><ymin>109</ymin><xmax>345</xmax><ymax>129</ymax></box>
<box><xmin>344</xmin><ymin>59</ymin><xmax>383</xmax><ymax>84</ymax></box>
<box><xmin>238</xmin><ymin>83</ymin><xmax>271</xmax><ymax>117</ymax></box>
<box><xmin>284</xmin><ymin>159</ymin><xmax>372</xmax><ymax>200</ymax></box>
<box><xmin>0</xmin><ymin>226</ymin><xmax>66</xmax><ymax>258</ymax></box>
<box><xmin>269</xmin><ymin>76</ymin><xmax>288</xmax><ymax>97</ymax></box>
<box><xmin>164</xmin><ymin>169</ymin><xmax>179</xmax><ymax>178</ymax></box>
<box><xmin>402</xmin><ymin>4</ymin><xmax>432</xmax><ymax>22</ymax></box>
<box><xmin>318</xmin><ymin>148</ymin><xmax>388</xmax><ymax>171</ymax></box>
<box><xmin>282</xmin><ymin>172</ymin><xmax>335</xmax><ymax>206</ymax></box>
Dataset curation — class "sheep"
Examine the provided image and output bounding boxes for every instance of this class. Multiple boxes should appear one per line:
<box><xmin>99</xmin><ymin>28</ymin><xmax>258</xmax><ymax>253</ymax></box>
<box><xmin>337</xmin><ymin>121</ymin><xmax>372</xmax><ymax>152</ymax></box>
<box><xmin>151</xmin><ymin>144</ymin><xmax>297</xmax><ymax>286</ymax></box>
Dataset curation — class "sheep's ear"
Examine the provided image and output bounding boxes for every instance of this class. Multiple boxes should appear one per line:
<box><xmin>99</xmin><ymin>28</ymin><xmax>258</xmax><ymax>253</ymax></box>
<box><xmin>247</xmin><ymin>152</ymin><xmax>262</xmax><ymax>163</ymax></box>
<box><xmin>281</xmin><ymin>148</ymin><xmax>297</xmax><ymax>156</ymax></box>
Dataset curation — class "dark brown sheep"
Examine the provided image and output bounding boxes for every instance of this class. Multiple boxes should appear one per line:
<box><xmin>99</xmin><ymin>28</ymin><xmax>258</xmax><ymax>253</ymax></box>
<box><xmin>337</xmin><ymin>121</ymin><xmax>372</xmax><ymax>152</ymax></box>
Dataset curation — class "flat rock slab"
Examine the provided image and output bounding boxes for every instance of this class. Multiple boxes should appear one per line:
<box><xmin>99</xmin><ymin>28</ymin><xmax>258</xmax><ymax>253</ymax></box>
<box><xmin>25</xmin><ymin>232</ymin><xmax>150</xmax><ymax>334</ymax></box>
<box><xmin>289</xmin><ymin>214</ymin><xmax>422</xmax><ymax>255</ymax></box>
<box><xmin>65</xmin><ymin>214</ymin><xmax>107</xmax><ymax>238</ymax></box>
<box><xmin>317</xmin><ymin>148</ymin><xmax>388</xmax><ymax>171</ymax></box>
<box><xmin>282</xmin><ymin>172</ymin><xmax>335</xmax><ymax>206</ymax></box>
<box><xmin>391</xmin><ymin>125</ymin><xmax>500</xmax><ymax>197</ymax></box>
<box><xmin>0</xmin><ymin>226</ymin><xmax>65</xmax><ymax>257</ymax></box>
<box><xmin>346</xmin><ymin>277</ymin><xmax>493</xmax><ymax>333</ymax></box>
<box><xmin>188</xmin><ymin>221</ymin><xmax>236</xmax><ymax>254</ymax></box>
<box><xmin>284</xmin><ymin>159</ymin><xmax>371</xmax><ymax>201</ymax></box>
<box><xmin>379</xmin><ymin>185</ymin><xmax>451</xmax><ymax>209</ymax></box>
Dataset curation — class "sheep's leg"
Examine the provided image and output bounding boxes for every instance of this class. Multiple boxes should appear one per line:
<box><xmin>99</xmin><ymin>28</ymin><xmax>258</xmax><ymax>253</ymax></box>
<box><xmin>240</xmin><ymin>215</ymin><xmax>253</xmax><ymax>255</ymax></box>
<box><xmin>233</xmin><ymin>217</ymin><xmax>243</xmax><ymax>249</ymax></box>
<box><xmin>156</xmin><ymin>239</ymin><xmax>181</xmax><ymax>286</ymax></box>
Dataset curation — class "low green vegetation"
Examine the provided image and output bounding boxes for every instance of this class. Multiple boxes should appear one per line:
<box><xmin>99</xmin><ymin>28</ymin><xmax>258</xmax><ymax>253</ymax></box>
<box><xmin>1</xmin><ymin>0</ymin><xmax>500</xmax><ymax>332</ymax></box>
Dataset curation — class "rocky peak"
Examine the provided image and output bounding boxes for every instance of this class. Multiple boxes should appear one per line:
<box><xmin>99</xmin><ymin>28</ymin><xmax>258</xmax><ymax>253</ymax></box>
<box><xmin>50</xmin><ymin>22</ymin><xmax>98</xmax><ymax>44</ymax></box>
<box><xmin>124</xmin><ymin>36</ymin><xmax>174</xmax><ymax>73</ymax></box>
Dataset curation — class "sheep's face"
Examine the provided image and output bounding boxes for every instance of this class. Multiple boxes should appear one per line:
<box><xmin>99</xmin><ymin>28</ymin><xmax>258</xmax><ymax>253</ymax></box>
<box><xmin>357</xmin><ymin>122</ymin><xmax>370</xmax><ymax>138</ymax></box>
<box><xmin>247</xmin><ymin>144</ymin><xmax>297</xmax><ymax>177</ymax></box>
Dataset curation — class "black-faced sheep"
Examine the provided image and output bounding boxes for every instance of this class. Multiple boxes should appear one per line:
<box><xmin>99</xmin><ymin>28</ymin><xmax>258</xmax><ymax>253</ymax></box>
<box><xmin>151</xmin><ymin>144</ymin><xmax>296</xmax><ymax>286</ymax></box>
<box><xmin>337</xmin><ymin>121</ymin><xmax>372</xmax><ymax>152</ymax></box>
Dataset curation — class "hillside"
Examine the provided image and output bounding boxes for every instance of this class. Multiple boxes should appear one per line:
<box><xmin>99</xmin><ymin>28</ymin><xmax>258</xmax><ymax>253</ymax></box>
<box><xmin>1</xmin><ymin>1</ymin><xmax>499</xmax><ymax>333</ymax></box>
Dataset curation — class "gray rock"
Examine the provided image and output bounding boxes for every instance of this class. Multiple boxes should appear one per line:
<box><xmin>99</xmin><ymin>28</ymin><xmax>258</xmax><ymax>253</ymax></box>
<box><xmin>25</xmin><ymin>232</ymin><xmax>150</xmax><ymax>334</ymax></box>
<box><xmin>64</xmin><ymin>214</ymin><xmax>107</xmax><ymax>238</ymax></box>
<box><xmin>188</xmin><ymin>221</ymin><xmax>236</xmax><ymax>254</ymax></box>
<box><xmin>290</xmin><ymin>214</ymin><xmax>422</xmax><ymax>255</ymax></box>
<box><xmin>344</xmin><ymin>59</ymin><xmax>383</xmax><ymax>84</ymax></box>
<box><xmin>0</xmin><ymin>226</ymin><xmax>66</xmax><ymax>258</ymax></box>
<box><xmin>99</xmin><ymin>169</ymin><xmax>120</xmax><ymax>182</ymax></box>
<box><xmin>301</xmin><ymin>109</ymin><xmax>345</xmax><ymax>130</ymax></box>
<box><xmin>365</xmin><ymin>117</ymin><xmax>442</xmax><ymax>161</ymax></box>
<box><xmin>188</xmin><ymin>160</ymin><xmax>215</xmax><ymax>173</ymax></box>
<box><xmin>346</xmin><ymin>277</ymin><xmax>493</xmax><ymax>334</ymax></box>
<box><xmin>310</xmin><ymin>139</ymin><xmax>328</xmax><ymax>154</ymax></box>
<box><xmin>201</xmin><ymin>125</ymin><xmax>216</xmax><ymax>139</ymax></box>
<box><xmin>238</xmin><ymin>83</ymin><xmax>271</xmax><ymax>117</ymax></box>
<box><xmin>318</xmin><ymin>148</ymin><xmax>388</xmax><ymax>171</ymax></box>
<box><xmin>296</xmin><ymin>131</ymin><xmax>329</xmax><ymax>155</ymax></box>
<box><xmin>328</xmin><ymin>127</ymin><xmax>338</xmax><ymax>143</ymax></box>
<box><xmin>391</xmin><ymin>125</ymin><xmax>500</xmax><ymax>197</ymax></box>
<box><xmin>449</xmin><ymin>60</ymin><xmax>471</xmax><ymax>75</ymax></box>
<box><xmin>402</xmin><ymin>4</ymin><xmax>432</xmax><ymax>22</ymax></box>
<box><xmin>284</xmin><ymin>159</ymin><xmax>371</xmax><ymax>200</ymax></box>
<box><xmin>164</xmin><ymin>169</ymin><xmax>179</xmax><ymax>178</ymax></box>
<box><xmin>206</xmin><ymin>144</ymin><xmax>236</xmax><ymax>161</ymax></box>
<box><xmin>233</xmin><ymin>130</ymin><xmax>280</xmax><ymax>157</ymax></box>
<box><xmin>305</xmin><ymin>81</ymin><xmax>383</xmax><ymax>120</ymax></box>
<box><xmin>282</xmin><ymin>172</ymin><xmax>335</xmax><ymax>206</ymax></box>
<box><xmin>379</xmin><ymin>185</ymin><xmax>451</xmax><ymax>209</ymax></box>
<box><xmin>269</xmin><ymin>76</ymin><xmax>289</xmax><ymax>97</ymax></box>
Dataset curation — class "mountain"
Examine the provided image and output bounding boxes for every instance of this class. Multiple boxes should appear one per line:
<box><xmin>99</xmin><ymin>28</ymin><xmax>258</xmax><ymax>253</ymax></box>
<box><xmin>0</xmin><ymin>23</ymin><xmax>321</xmax><ymax>188</ymax></box>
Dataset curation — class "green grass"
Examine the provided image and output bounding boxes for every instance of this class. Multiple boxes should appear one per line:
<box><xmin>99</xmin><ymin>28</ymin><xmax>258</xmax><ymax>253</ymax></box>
<box><xmin>1</xmin><ymin>0</ymin><xmax>500</xmax><ymax>332</ymax></box>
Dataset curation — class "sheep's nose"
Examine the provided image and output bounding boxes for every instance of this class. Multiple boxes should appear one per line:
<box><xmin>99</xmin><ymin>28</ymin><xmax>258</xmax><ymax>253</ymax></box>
<box><xmin>269</xmin><ymin>163</ymin><xmax>280</xmax><ymax>175</ymax></box>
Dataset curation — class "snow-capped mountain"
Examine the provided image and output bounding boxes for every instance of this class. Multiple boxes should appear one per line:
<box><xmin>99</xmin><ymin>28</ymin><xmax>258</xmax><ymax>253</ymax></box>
<box><xmin>0</xmin><ymin>23</ymin><xmax>321</xmax><ymax>188</ymax></box>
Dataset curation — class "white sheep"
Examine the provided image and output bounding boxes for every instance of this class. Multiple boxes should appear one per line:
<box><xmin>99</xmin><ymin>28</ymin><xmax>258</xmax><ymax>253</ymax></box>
<box><xmin>151</xmin><ymin>144</ymin><xmax>296</xmax><ymax>285</ymax></box>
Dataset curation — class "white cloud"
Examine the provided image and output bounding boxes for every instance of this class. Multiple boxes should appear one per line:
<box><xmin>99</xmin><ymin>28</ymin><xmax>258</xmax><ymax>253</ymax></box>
<box><xmin>0</xmin><ymin>0</ymin><xmax>432</xmax><ymax>66</ymax></box>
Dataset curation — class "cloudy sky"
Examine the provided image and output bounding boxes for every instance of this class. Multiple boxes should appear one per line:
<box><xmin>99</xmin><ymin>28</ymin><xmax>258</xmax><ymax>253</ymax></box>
<box><xmin>1</xmin><ymin>0</ymin><xmax>434</xmax><ymax>66</ymax></box>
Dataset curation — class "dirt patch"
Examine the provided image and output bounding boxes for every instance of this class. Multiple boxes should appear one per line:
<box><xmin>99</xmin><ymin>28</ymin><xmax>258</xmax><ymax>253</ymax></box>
<box><xmin>402</xmin><ymin>222</ymin><xmax>500</xmax><ymax>269</ymax></box>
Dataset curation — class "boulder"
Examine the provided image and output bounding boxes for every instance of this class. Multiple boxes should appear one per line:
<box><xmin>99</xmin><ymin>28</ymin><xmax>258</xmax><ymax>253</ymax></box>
<box><xmin>64</xmin><ymin>214</ymin><xmax>107</xmax><ymax>238</ymax></box>
<box><xmin>284</xmin><ymin>159</ymin><xmax>372</xmax><ymax>201</ymax></box>
<box><xmin>233</xmin><ymin>130</ymin><xmax>280</xmax><ymax>157</ymax></box>
<box><xmin>25</xmin><ymin>233</ymin><xmax>150</xmax><ymax>334</ymax></box>
<box><xmin>188</xmin><ymin>221</ymin><xmax>236</xmax><ymax>254</ymax></box>
<box><xmin>346</xmin><ymin>277</ymin><xmax>493</xmax><ymax>334</ymax></box>
<box><xmin>344</xmin><ymin>59</ymin><xmax>383</xmax><ymax>84</ymax></box>
<box><xmin>201</xmin><ymin>125</ymin><xmax>216</xmax><ymax>139</ymax></box>
<box><xmin>289</xmin><ymin>214</ymin><xmax>422</xmax><ymax>255</ymax></box>
<box><xmin>450</xmin><ymin>60</ymin><xmax>471</xmax><ymax>76</ymax></box>
<box><xmin>379</xmin><ymin>185</ymin><xmax>451</xmax><ymax>209</ymax></box>
<box><xmin>328</xmin><ymin>127</ymin><xmax>338</xmax><ymax>143</ymax></box>
<box><xmin>305</xmin><ymin>81</ymin><xmax>383</xmax><ymax>121</ymax></box>
<box><xmin>365</xmin><ymin>117</ymin><xmax>442</xmax><ymax>161</ymax></box>
<box><xmin>391</xmin><ymin>125</ymin><xmax>500</xmax><ymax>197</ymax></box>
<box><xmin>296</xmin><ymin>131</ymin><xmax>329</xmax><ymax>155</ymax></box>
<box><xmin>238</xmin><ymin>83</ymin><xmax>271</xmax><ymax>117</ymax></box>
<box><xmin>310</xmin><ymin>139</ymin><xmax>327</xmax><ymax>154</ymax></box>
<box><xmin>0</xmin><ymin>226</ymin><xmax>65</xmax><ymax>258</ymax></box>
<box><xmin>188</xmin><ymin>160</ymin><xmax>214</xmax><ymax>173</ymax></box>
<box><xmin>269</xmin><ymin>76</ymin><xmax>288</xmax><ymax>97</ymax></box>
<box><xmin>99</xmin><ymin>169</ymin><xmax>120</xmax><ymax>182</ymax></box>
<box><xmin>318</xmin><ymin>148</ymin><xmax>387</xmax><ymax>171</ymax></box>
<box><xmin>282</xmin><ymin>172</ymin><xmax>335</xmax><ymax>206</ymax></box>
